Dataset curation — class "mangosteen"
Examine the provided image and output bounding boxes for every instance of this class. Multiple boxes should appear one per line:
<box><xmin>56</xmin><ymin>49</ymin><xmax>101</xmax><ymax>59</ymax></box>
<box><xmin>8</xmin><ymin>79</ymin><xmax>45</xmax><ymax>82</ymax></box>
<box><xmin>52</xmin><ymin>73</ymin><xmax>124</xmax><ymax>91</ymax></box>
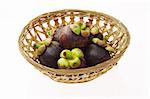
<box><xmin>39</xmin><ymin>41</ymin><xmax>62</xmax><ymax>68</ymax></box>
<box><xmin>79</xmin><ymin>58</ymin><xmax>87</xmax><ymax>68</ymax></box>
<box><xmin>53</xmin><ymin>27</ymin><xmax>63</xmax><ymax>42</ymax></box>
<box><xmin>54</xmin><ymin>25</ymin><xmax>88</xmax><ymax>49</ymax></box>
<box><xmin>85</xmin><ymin>44</ymin><xmax>111</xmax><ymax>66</ymax></box>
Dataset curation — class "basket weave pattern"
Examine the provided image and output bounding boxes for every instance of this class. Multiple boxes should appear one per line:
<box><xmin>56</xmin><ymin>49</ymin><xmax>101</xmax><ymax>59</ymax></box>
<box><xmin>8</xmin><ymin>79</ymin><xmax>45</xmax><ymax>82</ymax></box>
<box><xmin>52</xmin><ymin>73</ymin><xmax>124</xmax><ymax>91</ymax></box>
<box><xmin>18</xmin><ymin>9</ymin><xmax>130</xmax><ymax>83</ymax></box>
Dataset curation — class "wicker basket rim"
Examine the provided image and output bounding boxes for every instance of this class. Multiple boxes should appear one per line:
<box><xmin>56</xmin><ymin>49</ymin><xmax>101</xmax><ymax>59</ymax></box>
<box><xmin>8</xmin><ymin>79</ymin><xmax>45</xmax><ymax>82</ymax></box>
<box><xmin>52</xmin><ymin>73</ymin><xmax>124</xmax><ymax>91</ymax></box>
<box><xmin>18</xmin><ymin>9</ymin><xmax>130</xmax><ymax>74</ymax></box>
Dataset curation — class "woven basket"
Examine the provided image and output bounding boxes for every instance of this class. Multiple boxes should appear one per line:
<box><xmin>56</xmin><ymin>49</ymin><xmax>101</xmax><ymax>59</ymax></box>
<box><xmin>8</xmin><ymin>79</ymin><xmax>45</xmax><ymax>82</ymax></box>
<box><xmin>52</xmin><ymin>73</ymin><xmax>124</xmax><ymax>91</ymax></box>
<box><xmin>18</xmin><ymin>9</ymin><xmax>130</xmax><ymax>83</ymax></box>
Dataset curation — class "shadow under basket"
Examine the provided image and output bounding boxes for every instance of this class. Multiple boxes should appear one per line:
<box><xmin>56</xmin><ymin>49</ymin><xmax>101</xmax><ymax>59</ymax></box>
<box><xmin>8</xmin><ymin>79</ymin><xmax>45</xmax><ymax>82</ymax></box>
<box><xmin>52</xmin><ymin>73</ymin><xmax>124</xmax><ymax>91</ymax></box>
<box><xmin>18</xmin><ymin>9</ymin><xmax>130</xmax><ymax>83</ymax></box>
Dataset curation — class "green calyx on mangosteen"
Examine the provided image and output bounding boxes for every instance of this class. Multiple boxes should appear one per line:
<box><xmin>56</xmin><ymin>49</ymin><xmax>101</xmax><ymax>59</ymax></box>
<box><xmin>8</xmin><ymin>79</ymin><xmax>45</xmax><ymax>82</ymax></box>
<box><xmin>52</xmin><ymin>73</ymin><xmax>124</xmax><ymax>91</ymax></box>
<box><xmin>81</xmin><ymin>27</ymin><xmax>90</xmax><ymax>37</ymax></box>
<box><xmin>60</xmin><ymin>49</ymin><xmax>73</xmax><ymax>59</ymax></box>
<box><xmin>36</xmin><ymin>45</ymin><xmax>46</xmax><ymax>56</ymax></box>
<box><xmin>57</xmin><ymin>48</ymin><xmax>86</xmax><ymax>69</ymax></box>
<box><xmin>57</xmin><ymin>58</ymin><xmax>69</xmax><ymax>69</ymax></box>
<box><xmin>91</xmin><ymin>26</ymin><xmax>99</xmax><ymax>35</ymax></box>
<box><xmin>68</xmin><ymin>57</ymin><xmax>81</xmax><ymax>69</ymax></box>
<box><xmin>88</xmin><ymin>33</ymin><xmax>103</xmax><ymax>44</ymax></box>
<box><xmin>75</xmin><ymin>21</ymin><xmax>86</xmax><ymax>30</ymax></box>
<box><xmin>105</xmin><ymin>45</ymin><xmax>115</xmax><ymax>52</ymax></box>
<box><xmin>70</xmin><ymin>22</ymin><xmax>90</xmax><ymax>37</ymax></box>
<box><xmin>71</xmin><ymin>48</ymin><xmax>84</xmax><ymax>58</ymax></box>
<box><xmin>33</xmin><ymin>38</ymin><xmax>52</xmax><ymax>58</ymax></box>
<box><xmin>92</xmin><ymin>38</ymin><xmax>115</xmax><ymax>53</ymax></box>
<box><xmin>92</xmin><ymin>38</ymin><xmax>106</xmax><ymax>47</ymax></box>
<box><xmin>34</xmin><ymin>38</ymin><xmax>52</xmax><ymax>49</ymax></box>
<box><xmin>70</xmin><ymin>24</ymin><xmax>81</xmax><ymax>35</ymax></box>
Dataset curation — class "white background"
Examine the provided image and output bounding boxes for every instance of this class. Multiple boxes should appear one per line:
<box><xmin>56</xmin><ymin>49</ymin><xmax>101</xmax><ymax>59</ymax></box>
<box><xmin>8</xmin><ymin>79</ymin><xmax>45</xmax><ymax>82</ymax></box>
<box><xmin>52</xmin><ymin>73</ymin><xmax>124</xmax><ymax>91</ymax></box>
<box><xmin>0</xmin><ymin>0</ymin><xmax>149</xmax><ymax>99</ymax></box>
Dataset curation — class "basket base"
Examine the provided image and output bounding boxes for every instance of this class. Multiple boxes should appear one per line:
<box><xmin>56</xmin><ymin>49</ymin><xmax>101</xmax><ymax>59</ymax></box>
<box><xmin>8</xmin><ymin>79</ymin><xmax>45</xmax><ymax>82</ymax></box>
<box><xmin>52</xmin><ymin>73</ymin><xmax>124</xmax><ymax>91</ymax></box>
<box><xmin>42</xmin><ymin>65</ymin><xmax>114</xmax><ymax>84</ymax></box>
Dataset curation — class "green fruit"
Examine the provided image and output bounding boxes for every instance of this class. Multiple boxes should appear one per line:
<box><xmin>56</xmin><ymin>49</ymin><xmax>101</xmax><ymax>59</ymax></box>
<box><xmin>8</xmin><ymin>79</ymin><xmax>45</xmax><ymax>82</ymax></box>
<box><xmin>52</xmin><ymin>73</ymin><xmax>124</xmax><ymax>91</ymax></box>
<box><xmin>81</xmin><ymin>27</ymin><xmax>90</xmax><ymax>37</ymax></box>
<box><xmin>104</xmin><ymin>35</ymin><xmax>109</xmax><ymax>41</ymax></box>
<box><xmin>75</xmin><ymin>22</ymin><xmax>86</xmax><ymax>30</ymax></box>
<box><xmin>91</xmin><ymin>26</ymin><xmax>99</xmax><ymax>35</ymax></box>
<box><xmin>60</xmin><ymin>49</ymin><xmax>73</xmax><ymax>59</ymax></box>
<box><xmin>34</xmin><ymin>41</ymin><xmax>45</xmax><ymax>49</ymax></box>
<box><xmin>92</xmin><ymin>38</ymin><xmax>106</xmax><ymax>47</ymax></box>
<box><xmin>80</xmin><ymin>22</ymin><xmax>86</xmax><ymax>30</ymax></box>
<box><xmin>70</xmin><ymin>24</ymin><xmax>81</xmax><ymax>35</ymax></box>
<box><xmin>34</xmin><ymin>37</ymin><xmax>52</xmax><ymax>49</ymax></box>
<box><xmin>71</xmin><ymin>48</ymin><xmax>84</xmax><ymax>58</ymax></box>
<box><xmin>105</xmin><ymin>45</ymin><xmax>115</xmax><ymax>52</ymax></box>
<box><xmin>36</xmin><ymin>45</ymin><xmax>46</xmax><ymax>55</ymax></box>
<box><xmin>92</xmin><ymin>38</ymin><xmax>99</xmax><ymax>43</ymax></box>
<box><xmin>57</xmin><ymin>58</ymin><xmax>69</xmax><ymax>69</ymax></box>
<box><xmin>68</xmin><ymin>57</ymin><xmax>81</xmax><ymax>68</ymax></box>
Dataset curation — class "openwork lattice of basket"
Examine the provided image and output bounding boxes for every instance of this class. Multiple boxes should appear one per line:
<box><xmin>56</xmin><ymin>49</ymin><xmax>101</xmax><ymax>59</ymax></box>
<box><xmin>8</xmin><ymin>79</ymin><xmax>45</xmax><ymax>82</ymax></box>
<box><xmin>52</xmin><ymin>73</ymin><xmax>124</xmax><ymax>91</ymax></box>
<box><xmin>18</xmin><ymin>9</ymin><xmax>130</xmax><ymax>83</ymax></box>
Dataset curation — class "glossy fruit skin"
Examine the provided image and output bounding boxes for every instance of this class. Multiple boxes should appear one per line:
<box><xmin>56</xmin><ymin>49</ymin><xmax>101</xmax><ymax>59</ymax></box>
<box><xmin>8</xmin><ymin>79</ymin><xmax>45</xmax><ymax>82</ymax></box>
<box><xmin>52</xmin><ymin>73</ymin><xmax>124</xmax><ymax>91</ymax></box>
<box><xmin>53</xmin><ymin>27</ymin><xmax>63</xmax><ymax>42</ymax></box>
<box><xmin>39</xmin><ymin>41</ymin><xmax>62</xmax><ymax>68</ymax></box>
<box><xmin>79</xmin><ymin>58</ymin><xmax>87</xmax><ymax>68</ymax></box>
<box><xmin>84</xmin><ymin>44</ymin><xmax>111</xmax><ymax>66</ymax></box>
<box><xmin>54</xmin><ymin>25</ymin><xmax>88</xmax><ymax>49</ymax></box>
